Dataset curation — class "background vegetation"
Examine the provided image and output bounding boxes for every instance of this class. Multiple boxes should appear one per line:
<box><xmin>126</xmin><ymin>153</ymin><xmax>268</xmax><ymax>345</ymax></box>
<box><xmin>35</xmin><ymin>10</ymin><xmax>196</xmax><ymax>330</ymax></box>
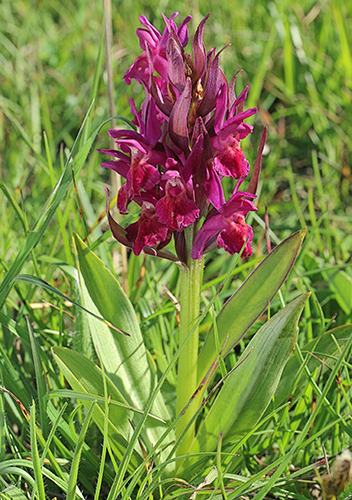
<box><xmin>0</xmin><ymin>0</ymin><xmax>351</xmax><ymax>498</ymax></box>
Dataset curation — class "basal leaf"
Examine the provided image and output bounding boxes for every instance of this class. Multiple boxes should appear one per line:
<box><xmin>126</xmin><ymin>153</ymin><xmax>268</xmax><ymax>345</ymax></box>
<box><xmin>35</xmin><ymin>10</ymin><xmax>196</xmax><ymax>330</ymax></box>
<box><xmin>180</xmin><ymin>294</ymin><xmax>309</xmax><ymax>475</ymax></box>
<box><xmin>197</xmin><ymin>228</ymin><xmax>306</xmax><ymax>384</ymax></box>
<box><xmin>52</xmin><ymin>346</ymin><xmax>141</xmax><ymax>467</ymax></box>
<box><xmin>73</xmin><ymin>234</ymin><xmax>173</xmax><ymax>462</ymax></box>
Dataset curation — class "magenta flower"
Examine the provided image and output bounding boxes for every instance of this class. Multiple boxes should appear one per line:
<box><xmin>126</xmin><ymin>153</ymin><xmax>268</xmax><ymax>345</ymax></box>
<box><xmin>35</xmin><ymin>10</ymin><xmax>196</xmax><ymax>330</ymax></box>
<box><xmin>155</xmin><ymin>171</ymin><xmax>199</xmax><ymax>231</ymax></box>
<box><xmin>191</xmin><ymin>184</ymin><xmax>257</xmax><ymax>259</ymax></box>
<box><xmin>124</xmin><ymin>13</ymin><xmax>191</xmax><ymax>88</ymax></box>
<box><xmin>101</xmin><ymin>12</ymin><xmax>267</xmax><ymax>264</ymax></box>
<box><xmin>213</xmin><ymin>136</ymin><xmax>249</xmax><ymax>179</ymax></box>
<box><xmin>125</xmin><ymin>202</ymin><xmax>169</xmax><ymax>255</ymax></box>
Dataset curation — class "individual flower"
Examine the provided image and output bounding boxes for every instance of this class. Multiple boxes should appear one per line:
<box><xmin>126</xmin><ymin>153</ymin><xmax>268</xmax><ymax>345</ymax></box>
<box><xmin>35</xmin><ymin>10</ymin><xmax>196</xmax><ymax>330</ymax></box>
<box><xmin>99</xmin><ymin>95</ymin><xmax>166</xmax><ymax>212</ymax></box>
<box><xmin>124</xmin><ymin>13</ymin><xmax>191</xmax><ymax>87</ymax></box>
<box><xmin>155</xmin><ymin>171</ymin><xmax>199</xmax><ymax>231</ymax></box>
<box><xmin>213</xmin><ymin>136</ymin><xmax>249</xmax><ymax>179</ymax></box>
<box><xmin>125</xmin><ymin>202</ymin><xmax>169</xmax><ymax>255</ymax></box>
<box><xmin>191</xmin><ymin>184</ymin><xmax>258</xmax><ymax>259</ymax></box>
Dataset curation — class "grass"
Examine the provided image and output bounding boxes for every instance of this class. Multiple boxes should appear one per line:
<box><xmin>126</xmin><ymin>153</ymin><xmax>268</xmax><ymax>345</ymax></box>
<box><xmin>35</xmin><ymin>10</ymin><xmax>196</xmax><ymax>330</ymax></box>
<box><xmin>0</xmin><ymin>0</ymin><xmax>352</xmax><ymax>498</ymax></box>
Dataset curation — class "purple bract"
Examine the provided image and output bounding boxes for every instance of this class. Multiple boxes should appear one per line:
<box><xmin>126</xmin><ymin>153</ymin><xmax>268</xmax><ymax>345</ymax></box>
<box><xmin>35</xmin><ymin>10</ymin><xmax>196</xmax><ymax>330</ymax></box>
<box><xmin>100</xmin><ymin>12</ymin><xmax>267</xmax><ymax>264</ymax></box>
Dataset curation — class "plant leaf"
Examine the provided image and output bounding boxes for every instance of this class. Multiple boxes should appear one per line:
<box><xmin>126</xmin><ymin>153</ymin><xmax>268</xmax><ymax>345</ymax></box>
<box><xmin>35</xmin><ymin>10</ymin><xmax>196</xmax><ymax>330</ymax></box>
<box><xmin>197</xmin><ymin>228</ymin><xmax>306</xmax><ymax>384</ymax></box>
<box><xmin>49</xmin><ymin>389</ymin><xmax>166</xmax><ymax>422</ymax></box>
<box><xmin>66</xmin><ymin>402</ymin><xmax>95</xmax><ymax>500</ymax></box>
<box><xmin>12</xmin><ymin>274</ymin><xmax>127</xmax><ymax>336</ymax></box>
<box><xmin>180</xmin><ymin>294</ymin><xmax>309</xmax><ymax>474</ymax></box>
<box><xmin>72</xmin><ymin>234</ymin><xmax>174</xmax><ymax>462</ymax></box>
<box><xmin>52</xmin><ymin>346</ymin><xmax>141</xmax><ymax>467</ymax></box>
<box><xmin>0</xmin><ymin>485</ymin><xmax>30</xmax><ymax>500</ymax></box>
<box><xmin>27</xmin><ymin>318</ymin><xmax>49</xmax><ymax>438</ymax></box>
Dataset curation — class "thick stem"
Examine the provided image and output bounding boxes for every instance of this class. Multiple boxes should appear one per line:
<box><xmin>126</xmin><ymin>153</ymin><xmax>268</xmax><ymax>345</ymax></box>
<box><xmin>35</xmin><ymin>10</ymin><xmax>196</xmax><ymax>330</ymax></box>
<box><xmin>176</xmin><ymin>225</ymin><xmax>203</xmax><ymax>458</ymax></box>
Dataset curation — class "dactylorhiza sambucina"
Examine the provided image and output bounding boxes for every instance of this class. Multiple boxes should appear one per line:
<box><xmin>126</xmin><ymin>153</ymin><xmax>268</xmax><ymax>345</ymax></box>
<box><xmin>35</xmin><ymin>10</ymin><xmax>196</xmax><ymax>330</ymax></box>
<box><xmin>100</xmin><ymin>12</ymin><xmax>267</xmax><ymax>265</ymax></box>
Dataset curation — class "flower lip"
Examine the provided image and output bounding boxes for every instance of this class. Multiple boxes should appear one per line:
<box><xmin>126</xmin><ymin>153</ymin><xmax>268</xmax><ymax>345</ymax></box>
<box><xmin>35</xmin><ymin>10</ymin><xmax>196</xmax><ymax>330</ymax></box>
<box><xmin>155</xmin><ymin>171</ymin><xmax>199</xmax><ymax>231</ymax></box>
<box><xmin>213</xmin><ymin>136</ymin><xmax>250</xmax><ymax>180</ymax></box>
<box><xmin>126</xmin><ymin>202</ymin><xmax>169</xmax><ymax>255</ymax></box>
<box><xmin>217</xmin><ymin>214</ymin><xmax>253</xmax><ymax>257</ymax></box>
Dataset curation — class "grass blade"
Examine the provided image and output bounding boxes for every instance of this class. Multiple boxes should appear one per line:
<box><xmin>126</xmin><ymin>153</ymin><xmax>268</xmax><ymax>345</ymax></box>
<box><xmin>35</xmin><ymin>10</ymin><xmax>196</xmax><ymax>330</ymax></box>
<box><xmin>30</xmin><ymin>401</ymin><xmax>46</xmax><ymax>500</ymax></box>
<box><xmin>67</xmin><ymin>402</ymin><xmax>95</xmax><ymax>500</ymax></box>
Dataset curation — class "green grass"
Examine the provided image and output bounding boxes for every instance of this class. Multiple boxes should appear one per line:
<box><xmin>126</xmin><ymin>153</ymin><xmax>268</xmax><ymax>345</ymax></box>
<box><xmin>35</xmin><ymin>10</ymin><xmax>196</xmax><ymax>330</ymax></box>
<box><xmin>1</xmin><ymin>0</ymin><xmax>352</xmax><ymax>498</ymax></box>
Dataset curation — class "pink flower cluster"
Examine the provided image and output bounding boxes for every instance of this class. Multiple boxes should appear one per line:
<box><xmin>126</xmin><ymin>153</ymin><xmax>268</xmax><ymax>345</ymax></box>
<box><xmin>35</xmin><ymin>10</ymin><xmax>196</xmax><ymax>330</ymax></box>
<box><xmin>101</xmin><ymin>13</ymin><xmax>266</xmax><ymax>264</ymax></box>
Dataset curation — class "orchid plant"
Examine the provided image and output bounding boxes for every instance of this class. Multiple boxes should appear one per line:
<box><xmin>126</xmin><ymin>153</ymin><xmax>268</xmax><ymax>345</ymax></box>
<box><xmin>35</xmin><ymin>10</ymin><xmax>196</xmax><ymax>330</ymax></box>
<box><xmin>101</xmin><ymin>11</ymin><xmax>266</xmax><ymax>456</ymax></box>
<box><xmin>53</xmin><ymin>11</ymin><xmax>309</xmax><ymax>486</ymax></box>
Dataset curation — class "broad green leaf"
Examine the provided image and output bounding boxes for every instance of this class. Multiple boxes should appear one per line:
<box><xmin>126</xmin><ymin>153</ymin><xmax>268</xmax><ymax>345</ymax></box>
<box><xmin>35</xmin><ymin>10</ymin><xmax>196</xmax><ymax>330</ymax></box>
<box><xmin>73</xmin><ymin>234</ymin><xmax>173</xmax><ymax>462</ymax></box>
<box><xmin>324</xmin><ymin>269</ymin><xmax>352</xmax><ymax>314</ymax></box>
<box><xmin>52</xmin><ymin>346</ymin><xmax>140</xmax><ymax>468</ymax></box>
<box><xmin>197</xmin><ymin>228</ymin><xmax>306</xmax><ymax>385</ymax></box>
<box><xmin>180</xmin><ymin>294</ymin><xmax>309</xmax><ymax>474</ymax></box>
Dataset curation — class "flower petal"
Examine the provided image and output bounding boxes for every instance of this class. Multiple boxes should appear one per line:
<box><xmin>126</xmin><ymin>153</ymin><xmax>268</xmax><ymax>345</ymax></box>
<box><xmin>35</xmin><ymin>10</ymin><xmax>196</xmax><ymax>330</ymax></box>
<box><xmin>155</xmin><ymin>174</ymin><xmax>199</xmax><ymax>231</ymax></box>
<box><xmin>213</xmin><ymin>136</ymin><xmax>249</xmax><ymax>179</ymax></box>
<box><xmin>168</xmin><ymin>77</ymin><xmax>192</xmax><ymax>153</ymax></box>
<box><xmin>229</xmin><ymin>85</ymin><xmax>249</xmax><ymax>117</ymax></box>
<box><xmin>123</xmin><ymin>54</ymin><xmax>150</xmax><ymax>85</ymax></box>
<box><xmin>222</xmin><ymin>194</ymin><xmax>257</xmax><ymax>217</ymax></box>
<box><xmin>218</xmin><ymin>107</ymin><xmax>257</xmax><ymax>141</ymax></box>
<box><xmin>176</xmin><ymin>14</ymin><xmax>192</xmax><ymax>47</ymax></box>
<box><xmin>191</xmin><ymin>214</ymin><xmax>225</xmax><ymax>259</ymax></box>
<box><xmin>126</xmin><ymin>204</ymin><xmax>168</xmax><ymax>255</ymax></box>
<box><xmin>138</xmin><ymin>15</ymin><xmax>162</xmax><ymax>48</ymax></box>
<box><xmin>129</xmin><ymin>156</ymin><xmax>160</xmax><ymax>195</ymax></box>
<box><xmin>117</xmin><ymin>183</ymin><xmax>130</xmax><ymax>213</ymax></box>
<box><xmin>217</xmin><ymin>214</ymin><xmax>253</xmax><ymax>257</ymax></box>
<box><xmin>192</xmin><ymin>14</ymin><xmax>210</xmax><ymax>79</ymax></box>
<box><xmin>101</xmin><ymin>160</ymin><xmax>129</xmax><ymax>178</ymax></box>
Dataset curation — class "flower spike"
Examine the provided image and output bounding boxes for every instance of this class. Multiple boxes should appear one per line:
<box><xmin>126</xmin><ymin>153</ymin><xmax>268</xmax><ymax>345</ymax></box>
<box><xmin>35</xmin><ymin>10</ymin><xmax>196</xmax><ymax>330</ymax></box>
<box><xmin>100</xmin><ymin>13</ymin><xmax>266</xmax><ymax>262</ymax></box>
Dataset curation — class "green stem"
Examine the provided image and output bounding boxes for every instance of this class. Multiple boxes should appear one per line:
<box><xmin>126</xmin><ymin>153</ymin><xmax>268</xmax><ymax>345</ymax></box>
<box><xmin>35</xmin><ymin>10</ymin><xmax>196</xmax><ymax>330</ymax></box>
<box><xmin>176</xmin><ymin>225</ymin><xmax>204</xmax><ymax>458</ymax></box>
